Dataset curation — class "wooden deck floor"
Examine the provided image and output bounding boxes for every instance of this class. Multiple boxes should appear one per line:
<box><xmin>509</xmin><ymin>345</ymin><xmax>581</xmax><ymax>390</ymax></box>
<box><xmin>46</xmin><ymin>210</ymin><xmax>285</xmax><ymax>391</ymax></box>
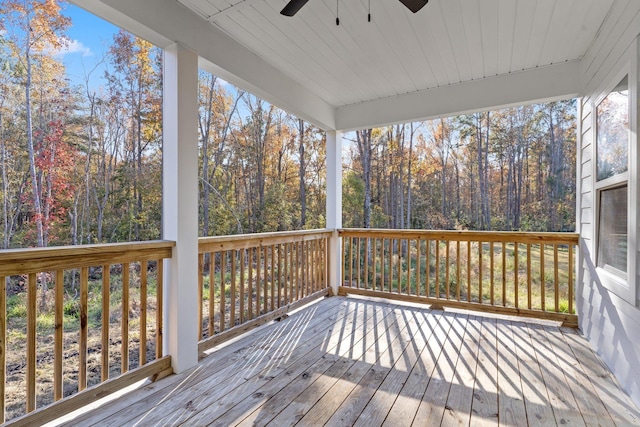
<box><xmin>59</xmin><ymin>296</ymin><xmax>640</xmax><ymax>426</ymax></box>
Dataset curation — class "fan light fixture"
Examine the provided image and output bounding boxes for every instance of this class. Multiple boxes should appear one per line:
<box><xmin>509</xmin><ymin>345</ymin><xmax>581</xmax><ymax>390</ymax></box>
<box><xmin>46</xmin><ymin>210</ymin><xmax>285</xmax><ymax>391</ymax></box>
<box><xmin>280</xmin><ymin>0</ymin><xmax>428</xmax><ymax>26</ymax></box>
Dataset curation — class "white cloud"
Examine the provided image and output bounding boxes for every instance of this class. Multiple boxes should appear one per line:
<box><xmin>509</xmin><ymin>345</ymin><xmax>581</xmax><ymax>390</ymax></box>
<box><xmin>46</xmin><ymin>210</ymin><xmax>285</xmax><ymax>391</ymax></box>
<box><xmin>51</xmin><ymin>40</ymin><xmax>93</xmax><ymax>58</ymax></box>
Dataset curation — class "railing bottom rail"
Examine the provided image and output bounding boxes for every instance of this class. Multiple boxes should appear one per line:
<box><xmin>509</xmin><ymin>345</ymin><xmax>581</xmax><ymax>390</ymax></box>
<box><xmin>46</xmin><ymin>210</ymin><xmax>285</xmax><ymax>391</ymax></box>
<box><xmin>339</xmin><ymin>287</ymin><xmax>578</xmax><ymax>327</ymax></box>
<box><xmin>5</xmin><ymin>356</ymin><xmax>172</xmax><ymax>427</ymax></box>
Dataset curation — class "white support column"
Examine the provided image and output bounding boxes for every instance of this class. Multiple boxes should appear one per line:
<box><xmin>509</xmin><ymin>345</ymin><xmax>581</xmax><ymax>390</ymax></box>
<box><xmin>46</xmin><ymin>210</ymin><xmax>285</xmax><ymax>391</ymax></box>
<box><xmin>162</xmin><ymin>43</ymin><xmax>199</xmax><ymax>373</ymax></box>
<box><xmin>326</xmin><ymin>130</ymin><xmax>343</xmax><ymax>295</ymax></box>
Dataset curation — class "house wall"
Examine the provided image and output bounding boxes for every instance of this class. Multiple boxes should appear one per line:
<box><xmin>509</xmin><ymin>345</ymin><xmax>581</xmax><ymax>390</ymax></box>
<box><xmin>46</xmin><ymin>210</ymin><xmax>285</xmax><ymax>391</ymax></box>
<box><xmin>577</xmin><ymin>0</ymin><xmax>640</xmax><ymax>408</ymax></box>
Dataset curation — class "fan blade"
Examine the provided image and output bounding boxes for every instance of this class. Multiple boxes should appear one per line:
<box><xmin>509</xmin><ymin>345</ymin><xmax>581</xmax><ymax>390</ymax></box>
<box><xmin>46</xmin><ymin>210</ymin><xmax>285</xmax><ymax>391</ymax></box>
<box><xmin>398</xmin><ymin>0</ymin><xmax>428</xmax><ymax>13</ymax></box>
<box><xmin>280</xmin><ymin>0</ymin><xmax>311</xmax><ymax>16</ymax></box>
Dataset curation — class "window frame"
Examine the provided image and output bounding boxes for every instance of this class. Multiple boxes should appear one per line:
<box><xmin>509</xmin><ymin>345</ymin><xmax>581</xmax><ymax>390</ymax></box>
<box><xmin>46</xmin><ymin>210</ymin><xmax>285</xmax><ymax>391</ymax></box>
<box><xmin>592</xmin><ymin>48</ymin><xmax>638</xmax><ymax>305</ymax></box>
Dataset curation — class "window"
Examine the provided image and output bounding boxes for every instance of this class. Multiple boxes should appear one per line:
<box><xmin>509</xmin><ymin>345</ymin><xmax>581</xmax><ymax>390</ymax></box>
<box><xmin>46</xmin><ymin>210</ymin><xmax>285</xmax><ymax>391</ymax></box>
<box><xmin>595</xmin><ymin>75</ymin><xmax>631</xmax><ymax>288</ymax></box>
<box><xmin>596</xmin><ymin>76</ymin><xmax>628</xmax><ymax>181</ymax></box>
<box><xmin>597</xmin><ymin>185</ymin><xmax>627</xmax><ymax>277</ymax></box>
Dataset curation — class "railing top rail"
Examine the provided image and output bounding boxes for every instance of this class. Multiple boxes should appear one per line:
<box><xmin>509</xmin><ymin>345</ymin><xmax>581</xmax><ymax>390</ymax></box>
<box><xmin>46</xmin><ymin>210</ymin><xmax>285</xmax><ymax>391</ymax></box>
<box><xmin>0</xmin><ymin>240</ymin><xmax>175</xmax><ymax>276</ymax></box>
<box><xmin>338</xmin><ymin>228</ymin><xmax>579</xmax><ymax>244</ymax></box>
<box><xmin>198</xmin><ymin>229</ymin><xmax>333</xmax><ymax>253</ymax></box>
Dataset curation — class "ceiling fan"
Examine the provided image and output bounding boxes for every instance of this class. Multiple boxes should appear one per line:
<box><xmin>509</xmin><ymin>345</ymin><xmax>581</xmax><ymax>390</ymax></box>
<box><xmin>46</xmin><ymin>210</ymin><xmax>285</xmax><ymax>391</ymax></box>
<box><xmin>280</xmin><ymin>0</ymin><xmax>429</xmax><ymax>17</ymax></box>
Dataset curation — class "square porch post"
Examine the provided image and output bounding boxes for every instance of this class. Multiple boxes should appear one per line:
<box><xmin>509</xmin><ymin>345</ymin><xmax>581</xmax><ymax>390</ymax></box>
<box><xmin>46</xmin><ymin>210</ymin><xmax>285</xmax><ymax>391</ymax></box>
<box><xmin>162</xmin><ymin>43</ymin><xmax>199</xmax><ymax>373</ymax></box>
<box><xmin>326</xmin><ymin>130</ymin><xmax>343</xmax><ymax>295</ymax></box>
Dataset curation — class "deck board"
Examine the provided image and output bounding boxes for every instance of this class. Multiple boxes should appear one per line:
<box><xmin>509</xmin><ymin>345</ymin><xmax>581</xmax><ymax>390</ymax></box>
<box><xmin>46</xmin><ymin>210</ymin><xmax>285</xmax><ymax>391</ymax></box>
<box><xmin>469</xmin><ymin>316</ymin><xmax>499</xmax><ymax>426</ymax></box>
<box><xmin>56</xmin><ymin>296</ymin><xmax>640</xmax><ymax>427</ymax></box>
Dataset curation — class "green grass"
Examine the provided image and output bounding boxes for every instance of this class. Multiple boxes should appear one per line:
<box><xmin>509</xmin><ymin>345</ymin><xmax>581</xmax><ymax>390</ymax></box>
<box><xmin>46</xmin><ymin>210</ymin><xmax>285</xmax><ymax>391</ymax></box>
<box><xmin>343</xmin><ymin>240</ymin><xmax>575</xmax><ymax>314</ymax></box>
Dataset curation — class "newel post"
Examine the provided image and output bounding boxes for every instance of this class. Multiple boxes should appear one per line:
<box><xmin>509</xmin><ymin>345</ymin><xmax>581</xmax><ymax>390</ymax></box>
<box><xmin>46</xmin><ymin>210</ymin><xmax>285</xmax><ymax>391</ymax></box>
<box><xmin>326</xmin><ymin>130</ymin><xmax>343</xmax><ymax>295</ymax></box>
<box><xmin>162</xmin><ymin>43</ymin><xmax>199</xmax><ymax>373</ymax></box>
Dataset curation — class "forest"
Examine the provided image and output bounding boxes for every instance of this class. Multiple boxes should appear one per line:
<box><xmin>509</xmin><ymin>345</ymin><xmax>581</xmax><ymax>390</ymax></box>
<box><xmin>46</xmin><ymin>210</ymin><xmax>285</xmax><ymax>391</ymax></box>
<box><xmin>0</xmin><ymin>0</ymin><xmax>576</xmax><ymax>251</ymax></box>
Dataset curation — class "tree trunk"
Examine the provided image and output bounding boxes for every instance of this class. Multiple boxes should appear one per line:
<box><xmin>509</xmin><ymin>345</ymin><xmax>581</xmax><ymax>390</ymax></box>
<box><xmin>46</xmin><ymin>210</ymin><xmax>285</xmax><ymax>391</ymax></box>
<box><xmin>298</xmin><ymin>118</ymin><xmax>306</xmax><ymax>227</ymax></box>
<box><xmin>406</xmin><ymin>123</ymin><xmax>414</xmax><ymax>229</ymax></box>
<box><xmin>356</xmin><ymin>129</ymin><xmax>372</xmax><ymax>228</ymax></box>
<box><xmin>25</xmin><ymin>40</ymin><xmax>44</xmax><ymax>247</ymax></box>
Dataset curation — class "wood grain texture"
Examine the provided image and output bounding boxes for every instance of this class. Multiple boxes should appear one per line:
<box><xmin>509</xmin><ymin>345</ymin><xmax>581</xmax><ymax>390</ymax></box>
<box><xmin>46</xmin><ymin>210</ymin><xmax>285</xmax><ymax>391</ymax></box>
<box><xmin>54</xmin><ymin>270</ymin><xmax>64</xmax><ymax>401</ymax></box>
<box><xmin>340</xmin><ymin>230</ymin><xmax>578</xmax><ymax>325</ymax></box>
<box><xmin>51</xmin><ymin>296</ymin><xmax>640</xmax><ymax>427</ymax></box>
<box><xmin>0</xmin><ymin>240</ymin><xmax>174</xmax><ymax>276</ymax></box>
<box><xmin>26</xmin><ymin>273</ymin><xmax>36</xmax><ymax>413</ymax></box>
<box><xmin>0</xmin><ymin>276</ymin><xmax>5</xmax><ymax>422</ymax></box>
<box><xmin>198</xmin><ymin>229</ymin><xmax>332</xmax><ymax>253</ymax></box>
<box><xmin>6</xmin><ymin>357</ymin><xmax>171</xmax><ymax>427</ymax></box>
<box><xmin>339</xmin><ymin>229</ymin><xmax>579</xmax><ymax>245</ymax></box>
<box><xmin>338</xmin><ymin>287</ymin><xmax>578</xmax><ymax>327</ymax></box>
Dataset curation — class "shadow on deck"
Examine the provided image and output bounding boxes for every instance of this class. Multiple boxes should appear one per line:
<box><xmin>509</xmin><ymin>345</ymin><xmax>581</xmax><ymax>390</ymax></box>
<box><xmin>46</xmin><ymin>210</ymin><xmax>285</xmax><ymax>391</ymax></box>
<box><xmin>52</xmin><ymin>296</ymin><xmax>640</xmax><ymax>426</ymax></box>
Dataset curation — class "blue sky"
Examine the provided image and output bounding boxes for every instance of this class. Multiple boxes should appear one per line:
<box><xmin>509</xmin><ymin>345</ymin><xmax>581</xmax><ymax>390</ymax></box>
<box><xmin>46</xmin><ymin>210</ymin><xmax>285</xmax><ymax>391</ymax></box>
<box><xmin>58</xmin><ymin>4</ymin><xmax>119</xmax><ymax>89</ymax></box>
<box><xmin>55</xmin><ymin>3</ymin><xmax>285</xmax><ymax>123</ymax></box>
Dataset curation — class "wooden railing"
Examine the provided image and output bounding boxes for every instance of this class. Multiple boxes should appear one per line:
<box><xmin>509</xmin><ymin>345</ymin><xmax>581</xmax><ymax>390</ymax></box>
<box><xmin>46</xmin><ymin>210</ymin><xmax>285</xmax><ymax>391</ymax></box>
<box><xmin>198</xmin><ymin>229</ymin><xmax>332</xmax><ymax>351</ymax></box>
<box><xmin>339</xmin><ymin>229</ymin><xmax>578</xmax><ymax>326</ymax></box>
<box><xmin>0</xmin><ymin>241</ymin><xmax>174</xmax><ymax>425</ymax></box>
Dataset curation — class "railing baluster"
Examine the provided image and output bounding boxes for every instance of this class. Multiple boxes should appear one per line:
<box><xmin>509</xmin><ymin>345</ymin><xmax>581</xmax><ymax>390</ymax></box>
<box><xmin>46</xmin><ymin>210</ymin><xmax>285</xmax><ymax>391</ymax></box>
<box><xmin>270</xmin><ymin>245</ymin><xmax>275</xmax><ymax>310</ymax></box>
<box><xmin>27</xmin><ymin>273</ymin><xmax>36</xmax><ymax>413</ymax></box>
<box><xmin>156</xmin><ymin>260</ymin><xmax>163</xmax><ymax>359</ymax></box>
<box><xmin>291</xmin><ymin>242</ymin><xmax>300</xmax><ymax>301</ymax></box>
<box><xmin>554</xmin><ymin>244</ymin><xmax>559</xmax><ymax>312</ymax></box>
<box><xmin>478</xmin><ymin>241</ymin><xmax>483</xmax><ymax>304</ymax></box>
<box><xmin>406</xmin><ymin>240</ymin><xmax>412</xmax><ymax>295</ymax></box>
<box><xmin>425</xmin><ymin>239</ymin><xmax>430</xmax><ymax>297</ymax></box>
<box><xmin>527</xmin><ymin>244</ymin><xmax>532</xmax><ymax>310</ymax></box>
<box><xmin>302</xmin><ymin>242</ymin><xmax>307</xmax><ymax>296</ymax></box>
<box><xmin>306</xmin><ymin>241</ymin><xmax>311</xmax><ymax>295</ymax></box>
<box><xmin>380</xmin><ymin>239</ymin><xmax>385</xmax><ymax>292</ymax></box>
<box><xmin>54</xmin><ymin>270</ymin><xmax>63</xmax><ymax>401</ymax></box>
<box><xmin>231</xmin><ymin>250</ymin><xmax>237</xmax><ymax>327</ymax></box>
<box><xmin>221</xmin><ymin>251</ymin><xmax>227</xmax><ymax>332</ymax></box>
<box><xmin>300</xmin><ymin>243</ymin><xmax>305</xmax><ymax>296</ymax></box>
<box><xmin>490</xmin><ymin>242</ymin><xmax>494</xmax><ymax>305</ymax></box>
<box><xmin>140</xmin><ymin>261</ymin><xmax>147</xmax><ymax>366</ymax></box>
<box><xmin>371</xmin><ymin>238</ymin><xmax>377</xmax><ymax>291</ymax></box>
<box><xmin>395</xmin><ymin>239</ymin><xmax>400</xmax><ymax>293</ymax></box>
<box><xmin>248</xmin><ymin>249</ymin><xmax>254</xmax><ymax>320</ymax></box>
<box><xmin>568</xmin><ymin>244</ymin><xmax>574</xmax><ymax>315</ymax></box>
<box><xmin>79</xmin><ymin>267</ymin><xmax>88</xmax><ymax>391</ymax></box>
<box><xmin>297</xmin><ymin>242</ymin><xmax>302</xmax><ymax>299</ymax></box>
<box><xmin>322</xmin><ymin>239</ymin><xmax>327</xmax><ymax>289</ymax></box>
<box><xmin>0</xmin><ymin>275</ymin><xmax>5</xmax><ymax>423</ymax></box>
<box><xmin>445</xmin><ymin>240</ymin><xmax>450</xmax><ymax>300</ymax></box>
<box><xmin>349</xmin><ymin>237</ymin><xmax>355</xmax><ymax>287</ymax></box>
<box><xmin>240</xmin><ymin>249</ymin><xmax>246</xmax><ymax>322</ymax></box>
<box><xmin>514</xmin><ymin>243</ymin><xmax>519</xmax><ymax>309</ymax></box>
<box><xmin>295</xmin><ymin>243</ymin><xmax>300</xmax><ymax>301</ymax></box>
<box><xmin>263</xmin><ymin>246</ymin><xmax>269</xmax><ymax>311</ymax></box>
<box><xmin>198</xmin><ymin>253</ymin><xmax>203</xmax><ymax>340</ymax></box>
<box><xmin>102</xmin><ymin>265</ymin><xmax>110</xmax><ymax>380</ymax></box>
<box><xmin>389</xmin><ymin>239</ymin><xmax>395</xmax><ymax>292</ymax></box>
<box><xmin>277</xmin><ymin>245</ymin><xmax>282</xmax><ymax>307</ymax></box>
<box><xmin>356</xmin><ymin>238</ymin><xmax>361</xmax><ymax>290</ymax></box>
<box><xmin>456</xmin><ymin>241</ymin><xmax>461</xmax><ymax>301</ymax></box>
<box><xmin>364</xmin><ymin>238</ymin><xmax>369</xmax><ymax>290</ymax></box>
<box><xmin>416</xmin><ymin>239</ymin><xmax>421</xmax><ymax>297</ymax></box>
<box><xmin>541</xmin><ymin>244</ymin><xmax>545</xmax><ymax>311</ymax></box>
<box><xmin>310</xmin><ymin>241</ymin><xmax>315</xmax><ymax>293</ymax></box>
<box><xmin>122</xmin><ymin>263</ymin><xmax>130</xmax><ymax>371</ymax></box>
<box><xmin>467</xmin><ymin>241</ymin><xmax>471</xmax><ymax>303</ymax></box>
<box><xmin>502</xmin><ymin>242</ymin><xmax>506</xmax><ymax>306</ymax></box>
<box><xmin>315</xmin><ymin>240</ymin><xmax>320</xmax><ymax>292</ymax></box>
<box><xmin>209</xmin><ymin>252</ymin><xmax>216</xmax><ymax>334</ymax></box>
<box><xmin>284</xmin><ymin>243</ymin><xmax>289</xmax><ymax>304</ymax></box>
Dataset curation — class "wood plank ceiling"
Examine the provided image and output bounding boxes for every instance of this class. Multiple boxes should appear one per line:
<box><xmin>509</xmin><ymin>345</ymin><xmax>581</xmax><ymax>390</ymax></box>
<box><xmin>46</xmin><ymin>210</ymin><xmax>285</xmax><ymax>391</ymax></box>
<box><xmin>177</xmin><ymin>0</ymin><xmax>613</xmax><ymax>109</ymax></box>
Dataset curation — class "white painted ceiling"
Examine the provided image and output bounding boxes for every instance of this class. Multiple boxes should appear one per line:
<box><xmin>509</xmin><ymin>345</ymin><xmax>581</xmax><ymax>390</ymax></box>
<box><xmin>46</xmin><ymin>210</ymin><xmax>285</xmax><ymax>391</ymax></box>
<box><xmin>77</xmin><ymin>0</ymin><xmax>617</xmax><ymax>129</ymax></box>
<box><xmin>179</xmin><ymin>0</ymin><xmax>611</xmax><ymax>107</ymax></box>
